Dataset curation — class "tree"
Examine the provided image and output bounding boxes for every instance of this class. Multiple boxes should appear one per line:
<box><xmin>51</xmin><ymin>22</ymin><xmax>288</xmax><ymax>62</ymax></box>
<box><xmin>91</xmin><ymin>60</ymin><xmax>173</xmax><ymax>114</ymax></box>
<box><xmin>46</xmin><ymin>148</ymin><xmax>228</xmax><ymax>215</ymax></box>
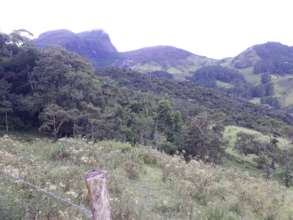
<box><xmin>182</xmin><ymin>112</ymin><xmax>225</xmax><ymax>163</ymax></box>
<box><xmin>0</xmin><ymin>79</ymin><xmax>12</xmax><ymax>132</ymax></box>
<box><xmin>156</xmin><ymin>99</ymin><xmax>182</xmax><ymax>143</ymax></box>
<box><xmin>261</xmin><ymin>73</ymin><xmax>271</xmax><ymax>84</ymax></box>
<box><xmin>235</xmin><ymin>132</ymin><xmax>260</xmax><ymax>156</ymax></box>
<box><xmin>67</xmin><ymin>108</ymin><xmax>83</xmax><ymax>138</ymax></box>
<box><xmin>281</xmin><ymin>149</ymin><xmax>293</xmax><ymax>187</ymax></box>
<box><xmin>253</xmin><ymin>137</ymin><xmax>281</xmax><ymax>179</ymax></box>
<box><xmin>39</xmin><ymin>104</ymin><xmax>71</xmax><ymax>139</ymax></box>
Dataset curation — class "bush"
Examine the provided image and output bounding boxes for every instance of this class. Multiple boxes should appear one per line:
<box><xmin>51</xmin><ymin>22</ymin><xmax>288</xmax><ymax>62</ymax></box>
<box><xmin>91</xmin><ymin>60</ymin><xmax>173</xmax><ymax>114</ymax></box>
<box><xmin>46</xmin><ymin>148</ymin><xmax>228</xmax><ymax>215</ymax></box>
<box><xmin>159</xmin><ymin>141</ymin><xmax>178</xmax><ymax>155</ymax></box>
<box><xmin>124</xmin><ymin>161</ymin><xmax>141</xmax><ymax>180</ymax></box>
<box><xmin>139</xmin><ymin>152</ymin><xmax>158</xmax><ymax>166</ymax></box>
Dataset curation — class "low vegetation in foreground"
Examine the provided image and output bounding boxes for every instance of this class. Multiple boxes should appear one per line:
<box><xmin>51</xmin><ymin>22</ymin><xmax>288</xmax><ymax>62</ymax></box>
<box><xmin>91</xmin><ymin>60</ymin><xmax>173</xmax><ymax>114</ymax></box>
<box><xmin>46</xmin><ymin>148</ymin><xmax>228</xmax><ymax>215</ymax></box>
<box><xmin>1</xmin><ymin>134</ymin><xmax>293</xmax><ymax>220</ymax></box>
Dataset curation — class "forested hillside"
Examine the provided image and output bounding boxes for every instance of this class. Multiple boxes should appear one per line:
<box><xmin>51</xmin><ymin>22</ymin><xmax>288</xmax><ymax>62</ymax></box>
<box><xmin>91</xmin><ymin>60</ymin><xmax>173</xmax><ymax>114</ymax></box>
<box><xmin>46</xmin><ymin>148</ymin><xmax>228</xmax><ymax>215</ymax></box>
<box><xmin>2</xmin><ymin>30</ymin><xmax>293</xmax><ymax>219</ymax></box>
<box><xmin>34</xmin><ymin>30</ymin><xmax>293</xmax><ymax>110</ymax></box>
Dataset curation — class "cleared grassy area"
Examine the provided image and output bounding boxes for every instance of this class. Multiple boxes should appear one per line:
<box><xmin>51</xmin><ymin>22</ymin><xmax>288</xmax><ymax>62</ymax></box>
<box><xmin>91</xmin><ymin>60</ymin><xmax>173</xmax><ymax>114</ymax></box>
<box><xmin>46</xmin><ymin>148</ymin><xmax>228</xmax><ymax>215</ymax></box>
<box><xmin>223</xmin><ymin>125</ymin><xmax>293</xmax><ymax>179</ymax></box>
<box><xmin>271</xmin><ymin>75</ymin><xmax>293</xmax><ymax>107</ymax></box>
<box><xmin>238</xmin><ymin>67</ymin><xmax>261</xmax><ymax>85</ymax></box>
<box><xmin>216</xmin><ymin>80</ymin><xmax>234</xmax><ymax>89</ymax></box>
<box><xmin>129</xmin><ymin>54</ymin><xmax>217</xmax><ymax>80</ymax></box>
<box><xmin>0</xmin><ymin>134</ymin><xmax>293</xmax><ymax>219</ymax></box>
<box><xmin>249</xmin><ymin>97</ymin><xmax>261</xmax><ymax>105</ymax></box>
<box><xmin>224</xmin><ymin>125</ymin><xmax>293</xmax><ymax>150</ymax></box>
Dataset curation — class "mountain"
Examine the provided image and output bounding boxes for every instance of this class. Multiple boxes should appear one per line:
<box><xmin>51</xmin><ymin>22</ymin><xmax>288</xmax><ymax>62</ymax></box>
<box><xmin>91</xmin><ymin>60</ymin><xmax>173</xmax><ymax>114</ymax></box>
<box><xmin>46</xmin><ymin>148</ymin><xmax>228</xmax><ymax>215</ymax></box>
<box><xmin>34</xmin><ymin>30</ymin><xmax>215</xmax><ymax>79</ymax></box>
<box><xmin>231</xmin><ymin>42</ymin><xmax>293</xmax><ymax>74</ymax></box>
<box><xmin>115</xmin><ymin>46</ymin><xmax>216</xmax><ymax>80</ymax></box>
<box><xmin>34</xmin><ymin>30</ymin><xmax>293</xmax><ymax>109</ymax></box>
<box><xmin>34</xmin><ymin>29</ymin><xmax>119</xmax><ymax>66</ymax></box>
<box><xmin>226</xmin><ymin>42</ymin><xmax>293</xmax><ymax>108</ymax></box>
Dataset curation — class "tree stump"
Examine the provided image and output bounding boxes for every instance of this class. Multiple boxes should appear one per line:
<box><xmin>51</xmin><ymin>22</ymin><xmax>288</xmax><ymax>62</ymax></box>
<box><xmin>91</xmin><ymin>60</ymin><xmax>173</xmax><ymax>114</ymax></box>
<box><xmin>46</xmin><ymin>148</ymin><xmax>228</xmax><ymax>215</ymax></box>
<box><xmin>85</xmin><ymin>170</ymin><xmax>111</xmax><ymax>220</ymax></box>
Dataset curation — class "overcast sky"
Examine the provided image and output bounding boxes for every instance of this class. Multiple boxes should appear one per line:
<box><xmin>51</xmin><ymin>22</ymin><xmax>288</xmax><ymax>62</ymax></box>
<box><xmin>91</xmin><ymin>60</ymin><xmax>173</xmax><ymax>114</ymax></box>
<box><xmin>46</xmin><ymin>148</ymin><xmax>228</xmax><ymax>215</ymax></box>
<box><xmin>1</xmin><ymin>0</ymin><xmax>293</xmax><ymax>58</ymax></box>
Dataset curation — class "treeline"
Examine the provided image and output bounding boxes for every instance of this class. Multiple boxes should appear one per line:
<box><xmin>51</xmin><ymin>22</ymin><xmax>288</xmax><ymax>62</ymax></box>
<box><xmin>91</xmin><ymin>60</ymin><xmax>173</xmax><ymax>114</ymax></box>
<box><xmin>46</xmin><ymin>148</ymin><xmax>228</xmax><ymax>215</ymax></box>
<box><xmin>190</xmin><ymin>65</ymin><xmax>252</xmax><ymax>98</ymax></box>
<box><xmin>96</xmin><ymin>67</ymin><xmax>293</xmax><ymax>135</ymax></box>
<box><xmin>190</xmin><ymin>65</ymin><xmax>281</xmax><ymax>108</ymax></box>
<box><xmin>0</xmin><ymin>32</ymin><xmax>174</xmax><ymax>143</ymax></box>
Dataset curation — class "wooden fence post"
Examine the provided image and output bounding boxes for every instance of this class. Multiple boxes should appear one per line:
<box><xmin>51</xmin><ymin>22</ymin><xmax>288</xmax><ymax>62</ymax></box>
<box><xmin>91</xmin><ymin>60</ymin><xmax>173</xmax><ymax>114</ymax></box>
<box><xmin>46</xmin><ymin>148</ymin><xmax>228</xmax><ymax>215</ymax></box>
<box><xmin>85</xmin><ymin>170</ymin><xmax>111</xmax><ymax>220</ymax></box>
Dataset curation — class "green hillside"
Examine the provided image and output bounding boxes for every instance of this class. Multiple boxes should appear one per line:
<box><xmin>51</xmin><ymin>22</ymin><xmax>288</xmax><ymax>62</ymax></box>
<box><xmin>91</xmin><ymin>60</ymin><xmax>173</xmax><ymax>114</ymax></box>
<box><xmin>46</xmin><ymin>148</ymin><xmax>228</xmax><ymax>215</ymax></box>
<box><xmin>116</xmin><ymin>46</ymin><xmax>216</xmax><ymax>80</ymax></box>
<box><xmin>3</xmin><ymin>30</ymin><xmax>293</xmax><ymax>220</ymax></box>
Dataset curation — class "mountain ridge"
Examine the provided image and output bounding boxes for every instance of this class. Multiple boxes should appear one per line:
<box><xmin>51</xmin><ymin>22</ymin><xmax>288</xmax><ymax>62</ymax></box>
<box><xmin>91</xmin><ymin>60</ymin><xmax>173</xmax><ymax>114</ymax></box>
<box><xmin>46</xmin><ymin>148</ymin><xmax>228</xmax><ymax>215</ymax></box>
<box><xmin>34</xmin><ymin>29</ymin><xmax>119</xmax><ymax>66</ymax></box>
<box><xmin>33</xmin><ymin>29</ymin><xmax>293</xmax><ymax>108</ymax></box>
<box><xmin>34</xmin><ymin>29</ymin><xmax>217</xmax><ymax>79</ymax></box>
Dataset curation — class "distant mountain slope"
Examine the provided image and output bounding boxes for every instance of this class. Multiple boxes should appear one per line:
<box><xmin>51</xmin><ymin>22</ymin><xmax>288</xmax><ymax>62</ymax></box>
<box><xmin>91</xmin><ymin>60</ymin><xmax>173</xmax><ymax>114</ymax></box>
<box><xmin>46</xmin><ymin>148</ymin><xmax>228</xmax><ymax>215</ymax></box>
<box><xmin>116</xmin><ymin>46</ymin><xmax>216</xmax><ymax>79</ymax></box>
<box><xmin>33</xmin><ymin>30</ymin><xmax>293</xmax><ymax>109</ymax></box>
<box><xmin>34</xmin><ymin>31</ymin><xmax>215</xmax><ymax>79</ymax></box>
<box><xmin>34</xmin><ymin>29</ymin><xmax>119</xmax><ymax>66</ymax></box>
<box><xmin>96</xmin><ymin>67</ymin><xmax>293</xmax><ymax>133</ymax></box>
<box><xmin>232</xmin><ymin>42</ymin><xmax>293</xmax><ymax>74</ymax></box>
<box><xmin>228</xmin><ymin>42</ymin><xmax>293</xmax><ymax>108</ymax></box>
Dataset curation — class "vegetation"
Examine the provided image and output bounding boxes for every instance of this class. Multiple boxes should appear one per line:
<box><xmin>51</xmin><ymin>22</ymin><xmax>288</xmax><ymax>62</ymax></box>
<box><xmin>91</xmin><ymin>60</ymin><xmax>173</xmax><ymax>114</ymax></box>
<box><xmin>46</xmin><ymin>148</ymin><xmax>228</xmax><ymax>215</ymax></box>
<box><xmin>1</xmin><ymin>135</ymin><xmax>293</xmax><ymax>220</ymax></box>
<box><xmin>253</xmin><ymin>42</ymin><xmax>293</xmax><ymax>75</ymax></box>
<box><xmin>33</xmin><ymin>29</ymin><xmax>293</xmax><ymax>109</ymax></box>
<box><xmin>3</xmin><ymin>30</ymin><xmax>293</xmax><ymax>219</ymax></box>
<box><xmin>190</xmin><ymin>65</ymin><xmax>252</xmax><ymax>98</ymax></box>
<box><xmin>95</xmin><ymin>67</ymin><xmax>293</xmax><ymax>135</ymax></box>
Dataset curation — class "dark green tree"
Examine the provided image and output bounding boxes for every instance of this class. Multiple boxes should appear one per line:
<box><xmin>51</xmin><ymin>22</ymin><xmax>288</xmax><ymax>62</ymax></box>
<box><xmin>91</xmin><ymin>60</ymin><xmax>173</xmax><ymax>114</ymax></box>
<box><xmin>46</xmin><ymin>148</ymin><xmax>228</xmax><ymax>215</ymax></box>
<box><xmin>39</xmin><ymin>104</ymin><xmax>71</xmax><ymax>139</ymax></box>
<box><xmin>0</xmin><ymin>79</ymin><xmax>12</xmax><ymax>132</ymax></box>
<box><xmin>182</xmin><ymin>112</ymin><xmax>225</xmax><ymax>163</ymax></box>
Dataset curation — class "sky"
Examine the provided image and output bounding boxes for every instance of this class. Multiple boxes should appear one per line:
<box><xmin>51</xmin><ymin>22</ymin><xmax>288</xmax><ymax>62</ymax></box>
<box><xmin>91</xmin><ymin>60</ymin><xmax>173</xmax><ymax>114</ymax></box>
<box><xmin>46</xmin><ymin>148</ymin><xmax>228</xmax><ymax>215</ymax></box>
<box><xmin>1</xmin><ymin>0</ymin><xmax>293</xmax><ymax>59</ymax></box>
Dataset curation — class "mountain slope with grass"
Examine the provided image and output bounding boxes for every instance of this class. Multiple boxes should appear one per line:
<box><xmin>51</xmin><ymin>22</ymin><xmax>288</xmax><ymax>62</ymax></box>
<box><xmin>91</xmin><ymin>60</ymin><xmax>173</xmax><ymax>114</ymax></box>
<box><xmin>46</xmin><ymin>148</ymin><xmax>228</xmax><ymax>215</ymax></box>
<box><xmin>226</xmin><ymin>42</ymin><xmax>293</xmax><ymax>108</ymax></box>
<box><xmin>115</xmin><ymin>46</ymin><xmax>216</xmax><ymax>80</ymax></box>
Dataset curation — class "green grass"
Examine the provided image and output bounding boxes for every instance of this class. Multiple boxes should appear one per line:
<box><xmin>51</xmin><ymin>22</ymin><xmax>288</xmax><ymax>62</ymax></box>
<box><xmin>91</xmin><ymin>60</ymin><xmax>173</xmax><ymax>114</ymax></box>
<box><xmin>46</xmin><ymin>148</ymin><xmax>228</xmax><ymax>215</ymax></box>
<box><xmin>129</xmin><ymin>54</ymin><xmax>217</xmax><ymax>80</ymax></box>
<box><xmin>1</xmin><ymin>134</ymin><xmax>293</xmax><ymax>219</ymax></box>
<box><xmin>224</xmin><ymin>125</ymin><xmax>293</xmax><ymax>150</ymax></box>
<box><xmin>216</xmin><ymin>80</ymin><xmax>234</xmax><ymax>89</ymax></box>
<box><xmin>223</xmin><ymin>125</ymin><xmax>293</xmax><ymax>177</ymax></box>
<box><xmin>271</xmin><ymin>75</ymin><xmax>293</xmax><ymax>107</ymax></box>
<box><xmin>237</xmin><ymin>67</ymin><xmax>261</xmax><ymax>85</ymax></box>
<box><xmin>249</xmin><ymin>97</ymin><xmax>261</xmax><ymax>105</ymax></box>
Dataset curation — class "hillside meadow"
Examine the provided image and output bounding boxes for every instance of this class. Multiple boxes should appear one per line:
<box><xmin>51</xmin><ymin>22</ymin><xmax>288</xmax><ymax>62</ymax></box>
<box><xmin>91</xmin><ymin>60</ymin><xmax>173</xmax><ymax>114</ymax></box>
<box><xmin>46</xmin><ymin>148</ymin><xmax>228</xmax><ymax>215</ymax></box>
<box><xmin>1</xmin><ymin>134</ymin><xmax>293</xmax><ymax>220</ymax></box>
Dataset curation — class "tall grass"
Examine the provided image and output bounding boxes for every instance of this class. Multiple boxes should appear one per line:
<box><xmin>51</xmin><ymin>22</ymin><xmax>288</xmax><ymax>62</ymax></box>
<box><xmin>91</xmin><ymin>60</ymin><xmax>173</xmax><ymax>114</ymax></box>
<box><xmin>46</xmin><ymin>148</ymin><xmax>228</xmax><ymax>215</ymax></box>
<box><xmin>0</xmin><ymin>135</ymin><xmax>293</xmax><ymax>219</ymax></box>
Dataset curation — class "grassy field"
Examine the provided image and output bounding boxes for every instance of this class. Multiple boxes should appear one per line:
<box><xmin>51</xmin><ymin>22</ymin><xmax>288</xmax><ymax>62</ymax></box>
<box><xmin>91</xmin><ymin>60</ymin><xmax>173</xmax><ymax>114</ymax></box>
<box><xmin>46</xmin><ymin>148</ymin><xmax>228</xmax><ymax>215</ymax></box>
<box><xmin>237</xmin><ymin>67</ymin><xmax>261</xmax><ymax>86</ymax></box>
<box><xmin>1</xmin><ymin>133</ymin><xmax>293</xmax><ymax>220</ymax></box>
<box><xmin>224</xmin><ymin>125</ymin><xmax>293</xmax><ymax>149</ymax></box>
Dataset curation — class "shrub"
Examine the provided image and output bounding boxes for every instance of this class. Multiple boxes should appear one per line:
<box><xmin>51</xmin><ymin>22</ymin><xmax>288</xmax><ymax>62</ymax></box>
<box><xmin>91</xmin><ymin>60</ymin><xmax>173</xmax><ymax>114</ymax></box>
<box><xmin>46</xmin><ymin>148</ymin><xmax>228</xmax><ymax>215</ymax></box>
<box><xmin>124</xmin><ymin>161</ymin><xmax>141</xmax><ymax>180</ymax></box>
<box><xmin>139</xmin><ymin>152</ymin><xmax>158</xmax><ymax>166</ymax></box>
<box><xmin>159</xmin><ymin>141</ymin><xmax>178</xmax><ymax>155</ymax></box>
